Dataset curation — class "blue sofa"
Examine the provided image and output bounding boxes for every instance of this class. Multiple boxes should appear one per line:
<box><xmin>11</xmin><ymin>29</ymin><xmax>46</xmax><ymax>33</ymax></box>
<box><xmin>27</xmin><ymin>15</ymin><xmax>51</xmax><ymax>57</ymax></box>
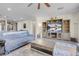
<box><xmin>0</xmin><ymin>31</ymin><xmax>34</xmax><ymax>53</ymax></box>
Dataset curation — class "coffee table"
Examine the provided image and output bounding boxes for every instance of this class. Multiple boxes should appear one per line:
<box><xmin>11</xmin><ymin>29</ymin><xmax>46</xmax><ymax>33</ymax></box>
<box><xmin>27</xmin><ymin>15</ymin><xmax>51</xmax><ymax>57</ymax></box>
<box><xmin>31</xmin><ymin>39</ymin><xmax>55</xmax><ymax>55</ymax></box>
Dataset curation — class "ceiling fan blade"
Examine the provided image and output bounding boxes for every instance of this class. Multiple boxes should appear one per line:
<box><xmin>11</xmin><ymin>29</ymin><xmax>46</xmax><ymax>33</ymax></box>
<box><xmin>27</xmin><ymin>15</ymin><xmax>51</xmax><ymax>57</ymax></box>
<box><xmin>27</xmin><ymin>3</ymin><xmax>33</xmax><ymax>7</ymax></box>
<box><xmin>38</xmin><ymin>3</ymin><xmax>40</xmax><ymax>9</ymax></box>
<box><xmin>44</xmin><ymin>3</ymin><xmax>50</xmax><ymax>7</ymax></box>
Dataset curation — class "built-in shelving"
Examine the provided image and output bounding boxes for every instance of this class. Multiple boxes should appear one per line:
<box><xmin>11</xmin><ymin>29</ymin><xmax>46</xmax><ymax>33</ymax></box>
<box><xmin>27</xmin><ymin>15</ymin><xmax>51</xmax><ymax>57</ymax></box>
<box><xmin>42</xmin><ymin>18</ymin><xmax>70</xmax><ymax>39</ymax></box>
<box><xmin>63</xmin><ymin>20</ymin><xmax>70</xmax><ymax>32</ymax></box>
<box><xmin>42</xmin><ymin>22</ymin><xmax>47</xmax><ymax>38</ymax></box>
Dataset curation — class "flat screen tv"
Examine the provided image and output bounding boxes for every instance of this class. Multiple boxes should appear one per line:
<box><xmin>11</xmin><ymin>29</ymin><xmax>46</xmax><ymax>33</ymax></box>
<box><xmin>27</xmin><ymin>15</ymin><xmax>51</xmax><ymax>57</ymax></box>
<box><xmin>47</xmin><ymin>23</ymin><xmax>62</xmax><ymax>33</ymax></box>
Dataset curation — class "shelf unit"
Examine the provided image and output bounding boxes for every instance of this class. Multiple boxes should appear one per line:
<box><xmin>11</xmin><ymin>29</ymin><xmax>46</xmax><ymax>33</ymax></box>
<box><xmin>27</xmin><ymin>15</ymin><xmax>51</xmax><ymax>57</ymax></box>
<box><xmin>42</xmin><ymin>22</ymin><xmax>47</xmax><ymax>38</ymax></box>
<box><xmin>42</xmin><ymin>19</ymin><xmax>70</xmax><ymax>39</ymax></box>
<box><xmin>63</xmin><ymin>20</ymin><xmax>70</xmax><ymax>32</ymax></box>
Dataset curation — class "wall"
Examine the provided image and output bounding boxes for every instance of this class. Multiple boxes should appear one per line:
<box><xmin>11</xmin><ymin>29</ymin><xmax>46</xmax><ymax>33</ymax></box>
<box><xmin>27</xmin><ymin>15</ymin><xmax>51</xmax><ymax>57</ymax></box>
<box><xmin>35</xmin><ymin>16</ymin><xmax>50</xmax><ymax>38</ymax></box>
<box><xmin>74</xmin><ymin>12</ymin><xmax>79</xmax><ymax>42</ymax></box>
<box><xmin>0</xmin><ymin>23</ymin><xmax>1</xmax><ymax>31</ymax></box>
<box><xmin>17</xmin><ymin>20</ymin><xmax>34</xmax><ymax>34</ymax></box>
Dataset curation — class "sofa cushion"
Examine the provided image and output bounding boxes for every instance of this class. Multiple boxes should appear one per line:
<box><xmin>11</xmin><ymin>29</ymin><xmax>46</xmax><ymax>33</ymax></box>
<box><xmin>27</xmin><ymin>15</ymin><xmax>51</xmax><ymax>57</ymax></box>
<box><xmin>3</xmin><ymin>31</ymin><xmax>29</xmax><ymax>39</ymax></box>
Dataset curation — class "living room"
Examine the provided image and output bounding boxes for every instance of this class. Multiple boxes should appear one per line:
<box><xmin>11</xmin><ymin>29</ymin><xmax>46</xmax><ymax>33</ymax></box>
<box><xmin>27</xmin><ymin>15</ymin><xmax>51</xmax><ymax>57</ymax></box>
<box><xmin>0</xmin><ymin>3</ymin><xmax>79</xmax><ymax>56</ymax></box>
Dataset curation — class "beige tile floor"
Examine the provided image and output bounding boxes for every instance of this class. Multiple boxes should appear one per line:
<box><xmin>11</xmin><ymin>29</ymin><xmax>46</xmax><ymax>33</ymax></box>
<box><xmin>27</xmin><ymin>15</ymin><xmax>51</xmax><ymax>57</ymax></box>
<box><xmin>6</xmin><ymin>44</ymin><xmax>51</xmax><ymax>56</ymax></box>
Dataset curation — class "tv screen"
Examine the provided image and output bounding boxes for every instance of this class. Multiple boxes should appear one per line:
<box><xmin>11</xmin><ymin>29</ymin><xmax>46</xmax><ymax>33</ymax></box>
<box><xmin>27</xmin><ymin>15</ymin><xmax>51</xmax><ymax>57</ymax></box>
<box><xmin>47</xmin><ymin>23</ymin><xmax>62</xmax><ymax>33</ymax></box>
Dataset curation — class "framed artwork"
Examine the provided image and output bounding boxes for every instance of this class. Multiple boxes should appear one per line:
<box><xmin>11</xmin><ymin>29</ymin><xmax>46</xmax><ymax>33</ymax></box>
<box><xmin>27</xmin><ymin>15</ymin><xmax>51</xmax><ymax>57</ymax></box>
<box><xmin>23</xmin><ymin>23</ymin><xmax>26</xmax><ymax>28</ymax></box>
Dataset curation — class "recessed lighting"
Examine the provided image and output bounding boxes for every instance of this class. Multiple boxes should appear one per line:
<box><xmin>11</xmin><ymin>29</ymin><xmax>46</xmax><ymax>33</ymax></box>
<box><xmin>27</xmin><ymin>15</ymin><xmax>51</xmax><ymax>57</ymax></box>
<box><xmin>7</xmin><ymin>8</ymin><xmax>12</xmax><ymax>11</ymax></box>
<box><xmin>20</xmin><ymin>17</ymin><xmax>24</xmax><ymax>19</ymax></box>
<box><xmin>38</xmin><ymin>23</ymin><xmax>42</xmax><ymax>27</ymax></box>
<box><xmin>4</xmin><ymin>16</ymin><xmax>7</xmax><ymax>18</ymax></box>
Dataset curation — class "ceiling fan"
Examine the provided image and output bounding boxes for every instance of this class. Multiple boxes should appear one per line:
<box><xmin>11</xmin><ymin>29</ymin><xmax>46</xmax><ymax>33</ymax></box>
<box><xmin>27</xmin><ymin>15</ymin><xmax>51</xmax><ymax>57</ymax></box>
<box><xmin>27</xmin><ymin>3</ymin><xmax>51</xmax><ymax>9</ymax></box>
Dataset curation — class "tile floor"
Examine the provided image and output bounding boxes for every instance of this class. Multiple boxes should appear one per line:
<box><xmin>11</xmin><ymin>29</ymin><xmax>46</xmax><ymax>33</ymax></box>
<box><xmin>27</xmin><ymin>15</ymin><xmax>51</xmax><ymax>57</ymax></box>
<box><xmin>6</xmin><ymin>44</ymin><xmax>51</xmax><ymax>56</ymax></box>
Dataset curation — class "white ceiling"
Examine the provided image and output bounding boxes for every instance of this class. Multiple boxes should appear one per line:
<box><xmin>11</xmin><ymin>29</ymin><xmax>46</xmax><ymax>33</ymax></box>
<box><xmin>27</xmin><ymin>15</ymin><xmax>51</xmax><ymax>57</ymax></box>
<box><xmin>0</xmin><ymin>3</ymin><xmax>79</xmax><ymax>21</ymax></box>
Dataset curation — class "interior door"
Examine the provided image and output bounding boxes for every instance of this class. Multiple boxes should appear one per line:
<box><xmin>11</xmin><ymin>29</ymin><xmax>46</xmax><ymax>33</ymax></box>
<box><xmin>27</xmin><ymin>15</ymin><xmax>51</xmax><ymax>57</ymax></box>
<box><xmin>74</xmin><ymin>23</ymin><xmax>78</xmax><ymax>40</ymax></box>
<box><xmin>32</xmin><ymin>22</ymin><xmax>36</xmax><ymax>39</ymax></box>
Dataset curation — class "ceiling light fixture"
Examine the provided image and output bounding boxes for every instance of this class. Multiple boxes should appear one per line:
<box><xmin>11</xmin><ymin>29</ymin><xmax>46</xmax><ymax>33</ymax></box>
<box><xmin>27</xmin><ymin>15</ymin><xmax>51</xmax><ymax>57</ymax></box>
<box><xmin>20</xmin><ymin>17</ymin><xmax>24</xmax><ymax>19</ymax></box>
<box><xmin>4</xmin><ymin>16</ymin><xmax>7</xmax><ymax>18</ymax></box>
<box><xmin>7</xmin><ymin>8</ymin><xmax>12</xmax><ymax>11</ymax></box>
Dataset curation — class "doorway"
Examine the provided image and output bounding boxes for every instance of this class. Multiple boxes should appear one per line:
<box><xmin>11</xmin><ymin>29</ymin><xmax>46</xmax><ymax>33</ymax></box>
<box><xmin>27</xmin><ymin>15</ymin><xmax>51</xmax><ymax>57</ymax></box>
<box><xmin>74</xmin><ymin>23</ymin><xmax>78</xmax><ymax>41</ymax></box>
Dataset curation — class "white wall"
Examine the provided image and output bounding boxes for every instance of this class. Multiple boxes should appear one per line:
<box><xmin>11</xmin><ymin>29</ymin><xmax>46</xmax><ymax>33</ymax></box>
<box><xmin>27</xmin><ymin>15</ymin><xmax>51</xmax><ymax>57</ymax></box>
<box><xmin>73</xmin><ymin>13</ymin><xmax>79</xmax><ymax>42</ymax></box>
<box><xmin>35</xmin><ymin>16</ymin><xmax>50</xmax><ymax>38</ymax></box>
<box><xmin>0</xmin><ymin>23</ymin><xmax>2</xmax><ymax>31</ymax></box>
<box><xmin>17</xmin><ymin>20</ymin><xmax>34</xmax><ymax>34</ymax></box>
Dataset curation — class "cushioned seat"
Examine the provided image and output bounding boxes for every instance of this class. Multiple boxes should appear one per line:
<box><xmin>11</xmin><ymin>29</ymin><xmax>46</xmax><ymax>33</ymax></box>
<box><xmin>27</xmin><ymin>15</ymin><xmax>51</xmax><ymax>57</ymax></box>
<box><xmin>0</xmin><ymin>31</ymin><xmax>34</xmax><ymax>53</ymax></box>
<box><xmin>53</xmin><ymin>41</ymin><xmax>77</xmax><ymax>56</ymax></box>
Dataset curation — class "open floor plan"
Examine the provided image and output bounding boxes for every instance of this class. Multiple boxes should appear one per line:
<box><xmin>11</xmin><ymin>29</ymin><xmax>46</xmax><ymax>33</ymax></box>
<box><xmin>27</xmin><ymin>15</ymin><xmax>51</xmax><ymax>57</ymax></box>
<box><xmin>0</xmin><ymin>3</ymin><xmax>79</xmax><ymax>56</ymax></box>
